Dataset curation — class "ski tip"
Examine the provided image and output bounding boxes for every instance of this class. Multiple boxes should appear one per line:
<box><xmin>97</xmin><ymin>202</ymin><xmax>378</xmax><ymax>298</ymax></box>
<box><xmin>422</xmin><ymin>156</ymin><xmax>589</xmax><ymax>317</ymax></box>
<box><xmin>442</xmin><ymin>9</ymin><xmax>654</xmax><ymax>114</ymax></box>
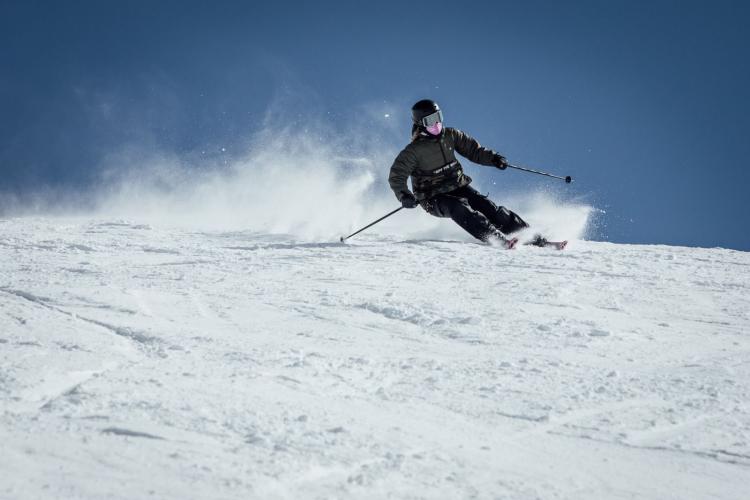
<box><xmin>506</xmin><ymin>237</ymin><xmax>519</xmax><ymax>250</ymax></box>
<box><xmin>556</xmin><ymin>240</ymin><xmax>568</xmax><ymax>250</ymax></box>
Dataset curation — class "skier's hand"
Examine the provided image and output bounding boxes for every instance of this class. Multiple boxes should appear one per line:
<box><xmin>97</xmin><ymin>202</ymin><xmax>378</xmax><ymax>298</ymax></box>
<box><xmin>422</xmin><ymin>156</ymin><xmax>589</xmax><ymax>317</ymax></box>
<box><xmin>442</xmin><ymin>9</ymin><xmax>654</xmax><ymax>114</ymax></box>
<box><xmin>400</xmin><ymin>192</ymin><xmax>418</xmax><ymax>209</ymax></box>
<box><xmin>492</xmin><ymin>155</ymin><xmax>508</xmax><ymax>170</ymax></box>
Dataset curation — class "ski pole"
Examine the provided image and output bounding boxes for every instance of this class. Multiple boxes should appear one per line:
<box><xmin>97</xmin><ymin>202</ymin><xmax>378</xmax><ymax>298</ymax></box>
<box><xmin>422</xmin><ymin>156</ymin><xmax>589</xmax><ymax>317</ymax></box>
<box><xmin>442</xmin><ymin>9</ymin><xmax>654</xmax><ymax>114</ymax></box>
<box><xmin>340</xmin><ymin>207</ymin><xmax>404</xmax><ymax>242</ymax></box>
<box><xmin>507</xmin><ymin>163</ymin><xmax>572</xmax><ymax>184</ymax></box>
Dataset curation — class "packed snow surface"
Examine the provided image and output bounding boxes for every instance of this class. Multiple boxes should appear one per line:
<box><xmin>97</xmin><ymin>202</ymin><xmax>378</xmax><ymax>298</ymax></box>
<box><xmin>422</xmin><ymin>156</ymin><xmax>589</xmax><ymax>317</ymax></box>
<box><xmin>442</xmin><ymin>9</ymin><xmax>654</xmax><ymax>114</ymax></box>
<box><xmin>1</xmin><ymin>217</ymin><xmax>749</xmax><ymax>499</ymax></box>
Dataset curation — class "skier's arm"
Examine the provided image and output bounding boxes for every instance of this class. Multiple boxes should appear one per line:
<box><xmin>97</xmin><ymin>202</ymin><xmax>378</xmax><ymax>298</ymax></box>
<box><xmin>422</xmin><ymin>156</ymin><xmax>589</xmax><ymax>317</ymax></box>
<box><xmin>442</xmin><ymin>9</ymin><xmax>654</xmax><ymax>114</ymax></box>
<box><xmin>388</xmin><ymin>148</ymin><xmax>418</xmax><ymax>201</ymax></box>
<box><xmin>451</xmin><ymin>128</ymin><xmax>502</xmax><ymax>167</ymax></box>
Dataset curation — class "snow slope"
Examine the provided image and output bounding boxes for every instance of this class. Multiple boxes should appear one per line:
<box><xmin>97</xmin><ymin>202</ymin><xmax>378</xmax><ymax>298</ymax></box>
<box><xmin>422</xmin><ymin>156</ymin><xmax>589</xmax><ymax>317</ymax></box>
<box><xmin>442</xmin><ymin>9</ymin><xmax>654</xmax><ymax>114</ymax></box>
<box><xmin>1</xmin><ymin>217</ymin><xmax>749</xmax><ymax>499</ymax></box>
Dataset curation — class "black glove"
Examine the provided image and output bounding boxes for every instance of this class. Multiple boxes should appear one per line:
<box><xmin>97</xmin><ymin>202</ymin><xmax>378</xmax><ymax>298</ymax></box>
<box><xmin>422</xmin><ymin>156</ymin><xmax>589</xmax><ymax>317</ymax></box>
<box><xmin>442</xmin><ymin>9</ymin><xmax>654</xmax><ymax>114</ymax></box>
<box><xmin>400</xmin><ymin>192</ymin><xmax>418</xmax><ymax>209</ymax></box>
<box><xmin>492</xmin><ymin>154</ymin><xmax>508</xmax><ymax>170</ymax></box>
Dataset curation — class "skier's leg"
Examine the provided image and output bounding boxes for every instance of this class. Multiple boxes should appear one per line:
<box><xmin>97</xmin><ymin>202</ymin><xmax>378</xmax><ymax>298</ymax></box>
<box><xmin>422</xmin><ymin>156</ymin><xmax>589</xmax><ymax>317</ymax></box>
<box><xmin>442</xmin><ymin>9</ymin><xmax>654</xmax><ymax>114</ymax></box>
<box><xmin>456</xmin><ymin>188</ymin><xmax>551</xmax><ymax>246</ymax></box>
<box><xmin>493</xmin><ymin>206</ymin><xmax>529</xmax><ymax>234</ymax></box>
<box><xmin>457</xmin><ymin>186</ymin><xmax>529</xmax><ymax>234</ymax></box>
<box><xmin>422</xmin><ymin>194</ymin><xmax>498</xmax><ymax>242</ymax></box>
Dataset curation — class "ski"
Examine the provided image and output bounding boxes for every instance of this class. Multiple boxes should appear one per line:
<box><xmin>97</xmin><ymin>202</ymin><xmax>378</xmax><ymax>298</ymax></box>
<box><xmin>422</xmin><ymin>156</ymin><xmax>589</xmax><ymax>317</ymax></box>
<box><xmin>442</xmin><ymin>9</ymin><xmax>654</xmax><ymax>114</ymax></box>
<box><xmin>524</xmin><ymin>235</ymin><xmax>568</xmax><ymax>250</ymax></box>
<box><xmin>546</xmin><ymin>240</ymin><xmax>568</xmax><ymax>250</ymax></box>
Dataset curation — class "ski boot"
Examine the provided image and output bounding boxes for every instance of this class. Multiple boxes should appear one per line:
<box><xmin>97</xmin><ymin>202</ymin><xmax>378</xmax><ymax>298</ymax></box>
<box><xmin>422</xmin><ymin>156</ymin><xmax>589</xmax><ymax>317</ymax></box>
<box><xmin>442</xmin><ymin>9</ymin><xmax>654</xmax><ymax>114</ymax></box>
<box><xmin>526</xmin><ymin>234</ymin><xmax>548</xmax><ymax>247</ymax></box>
<box><xmin>490</xmin><ymin>231</ymin><xmax>518</xmax><ymax>249</ymax></box>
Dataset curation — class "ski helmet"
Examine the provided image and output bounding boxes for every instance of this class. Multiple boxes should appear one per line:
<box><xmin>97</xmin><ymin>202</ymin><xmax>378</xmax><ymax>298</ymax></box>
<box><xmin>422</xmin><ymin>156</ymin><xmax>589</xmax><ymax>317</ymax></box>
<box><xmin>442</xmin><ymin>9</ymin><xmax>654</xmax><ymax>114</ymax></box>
<box><xmin>411</xmin><ymin>99</ymin><xmax>443</xmax><ymax>127</ymax></box>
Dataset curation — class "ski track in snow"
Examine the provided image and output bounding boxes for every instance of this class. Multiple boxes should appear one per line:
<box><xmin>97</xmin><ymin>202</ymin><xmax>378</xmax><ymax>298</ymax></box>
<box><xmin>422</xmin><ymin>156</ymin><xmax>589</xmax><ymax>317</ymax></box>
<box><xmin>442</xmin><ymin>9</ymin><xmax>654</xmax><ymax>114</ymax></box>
<box><xmin>1</xmin><ymin>217</ymin><xmax>749</xmax><ymax>499</ymax></box>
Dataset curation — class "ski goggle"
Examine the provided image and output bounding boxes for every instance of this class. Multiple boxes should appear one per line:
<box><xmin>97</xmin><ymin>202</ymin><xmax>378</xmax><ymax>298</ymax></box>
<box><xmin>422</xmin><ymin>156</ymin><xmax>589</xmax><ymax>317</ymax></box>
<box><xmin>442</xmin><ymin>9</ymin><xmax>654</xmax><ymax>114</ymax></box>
<box><xmin>419</xmin><ymin>110</ymin><xmax>443</xmax><ymax>127</ymax></box>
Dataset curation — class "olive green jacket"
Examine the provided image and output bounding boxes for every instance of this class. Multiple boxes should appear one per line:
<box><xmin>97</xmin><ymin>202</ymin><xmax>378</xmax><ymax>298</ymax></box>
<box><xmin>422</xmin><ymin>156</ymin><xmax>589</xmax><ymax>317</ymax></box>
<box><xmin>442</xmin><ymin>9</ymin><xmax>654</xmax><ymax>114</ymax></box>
<box><xmin>388</xmin><ymin>127</ymin><xmax>500</xmax><ymax>201</ymax></box>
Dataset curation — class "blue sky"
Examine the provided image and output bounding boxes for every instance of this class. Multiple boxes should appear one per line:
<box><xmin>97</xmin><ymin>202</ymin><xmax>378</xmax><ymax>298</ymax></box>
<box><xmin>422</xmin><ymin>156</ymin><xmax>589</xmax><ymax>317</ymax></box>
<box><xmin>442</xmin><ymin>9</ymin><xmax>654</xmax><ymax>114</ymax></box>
<box><xmin>1</xmin><ymin>1</ymin><xmax>749</xmax><ymax>249</ymax></box>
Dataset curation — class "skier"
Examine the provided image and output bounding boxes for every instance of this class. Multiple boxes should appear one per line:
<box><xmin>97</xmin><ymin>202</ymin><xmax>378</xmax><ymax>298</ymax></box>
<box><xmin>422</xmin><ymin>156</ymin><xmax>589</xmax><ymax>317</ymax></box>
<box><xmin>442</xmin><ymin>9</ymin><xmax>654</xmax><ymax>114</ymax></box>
<box><xmin>389</xmin><ymin>99</ymin><xmax>549</xmax><ymax>249</ymax></box>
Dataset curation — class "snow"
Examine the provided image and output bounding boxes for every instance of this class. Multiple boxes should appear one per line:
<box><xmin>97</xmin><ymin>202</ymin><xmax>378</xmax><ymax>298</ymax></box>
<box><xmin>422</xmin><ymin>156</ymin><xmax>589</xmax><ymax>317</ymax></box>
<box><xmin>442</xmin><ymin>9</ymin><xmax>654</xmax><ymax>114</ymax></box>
<box><xmin>1</xmin><ymin>217</ymin><xmax>749</xmax><ymax>499</ymax></box>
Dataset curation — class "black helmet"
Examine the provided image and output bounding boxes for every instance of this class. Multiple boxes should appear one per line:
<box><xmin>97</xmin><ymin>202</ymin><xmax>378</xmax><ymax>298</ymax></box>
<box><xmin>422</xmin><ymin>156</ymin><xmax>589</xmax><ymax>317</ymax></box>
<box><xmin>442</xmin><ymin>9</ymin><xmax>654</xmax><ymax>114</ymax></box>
<box><xmin>411</xmin><ymin>99</ymin><xmax>443</xmax><ymax>126</ymax></box>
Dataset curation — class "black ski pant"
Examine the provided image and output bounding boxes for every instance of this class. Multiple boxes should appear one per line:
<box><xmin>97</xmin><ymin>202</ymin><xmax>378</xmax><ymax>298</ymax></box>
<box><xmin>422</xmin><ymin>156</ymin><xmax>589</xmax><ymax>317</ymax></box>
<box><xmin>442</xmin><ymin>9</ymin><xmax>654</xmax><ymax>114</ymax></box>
<box><xmin>420</xmin><ymin>185</ymin><xmax>528</xmax><ymax>241</ymax></box>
